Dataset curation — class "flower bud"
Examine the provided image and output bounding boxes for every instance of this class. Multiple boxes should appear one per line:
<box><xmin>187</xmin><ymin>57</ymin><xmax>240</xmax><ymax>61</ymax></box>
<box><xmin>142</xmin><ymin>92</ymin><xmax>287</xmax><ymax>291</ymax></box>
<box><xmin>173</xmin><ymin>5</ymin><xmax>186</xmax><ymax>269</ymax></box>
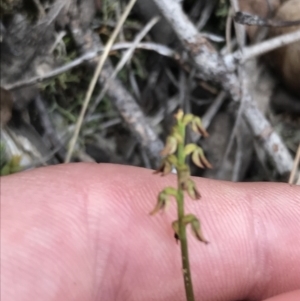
<box><xmin>160</xmin><ymin>136</ymin><xmax>178</xmax><ymax>156</ymax></box>
<box><xmin>154</xmin><ymin>160</ymin><xmax>172</xmax><ymax>176</ymax></box>
<box><xmin>191</xmin><ymin>116</ymin><xmax>209</xmax><ymax>137</ymax></box>
<box><xmin>177</xmin><ymin>164</ymin><xmax>191</xmax><ymax>189</ymax></box>
<box><xmin>174</xmin><ymin>109</ymin><xmax>184</xmax><ymax>121</ymax></box>
<box><xmin>184</xmin><ymin>143</ymin><xmax>197</xmax><ymax>156</ymax></box>
<box><xmin>150</xmin><ymin>187</ymin><xmax>178</xmax><ymax>215</ymax></box>
<box><xmin>186</xmin><ymin>179</ymin><xmax>201</xmax><ymax>200</ymax></box>
<box><xmin>191</xmin><ymin>147</ymin><xmax>212</xmax><ymax>169</ymax></box>
<box><xmin>182</xmin><ymin>113</ymin><xmax>194</xmax><ymax>126</ymax></box>
<box><xmin>150</xmin><ymin>191</ymin><xmax>169</xmax><ymax>215</ymax></box>
<box><xmin>183</xmin><ymin>214</ymin><xmax>208</xmax><ymax>244</ymax></box>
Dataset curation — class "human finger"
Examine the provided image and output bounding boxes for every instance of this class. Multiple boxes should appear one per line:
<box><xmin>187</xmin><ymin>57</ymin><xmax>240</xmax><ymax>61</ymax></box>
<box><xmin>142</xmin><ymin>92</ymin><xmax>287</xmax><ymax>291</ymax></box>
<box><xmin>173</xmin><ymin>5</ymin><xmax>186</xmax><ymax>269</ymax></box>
<box><xmin>1</xmin><ymin>163</ymin><xmax>300</xmax><ymax>301</ymax></box>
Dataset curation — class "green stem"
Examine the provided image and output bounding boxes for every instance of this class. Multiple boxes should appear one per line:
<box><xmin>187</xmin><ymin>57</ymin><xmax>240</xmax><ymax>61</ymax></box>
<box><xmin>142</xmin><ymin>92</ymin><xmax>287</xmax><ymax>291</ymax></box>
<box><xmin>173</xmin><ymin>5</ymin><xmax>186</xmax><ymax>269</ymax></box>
<box><xmin>177</xmin><ymin>122</ymin><xmax>195</xmax><ymax>301</ymax></box>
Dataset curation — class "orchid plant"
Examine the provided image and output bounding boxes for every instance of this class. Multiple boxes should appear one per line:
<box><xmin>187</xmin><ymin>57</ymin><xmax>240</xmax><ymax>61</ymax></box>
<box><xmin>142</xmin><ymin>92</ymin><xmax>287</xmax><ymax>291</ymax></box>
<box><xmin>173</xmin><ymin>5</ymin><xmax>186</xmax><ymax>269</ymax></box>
<box><xmin>150</xmin><ymin>109</ymin><xmax>212</xmax><ymax>301</ymax></box>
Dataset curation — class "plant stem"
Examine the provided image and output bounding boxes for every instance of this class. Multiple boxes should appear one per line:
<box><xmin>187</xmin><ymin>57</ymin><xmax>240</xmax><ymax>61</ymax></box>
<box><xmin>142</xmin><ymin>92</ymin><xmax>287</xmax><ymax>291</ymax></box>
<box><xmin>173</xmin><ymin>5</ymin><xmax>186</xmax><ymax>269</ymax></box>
<box><xmin>177</xmin><ymin>122</ymin><xmax>195</xmax><ymax>301</ymax></box>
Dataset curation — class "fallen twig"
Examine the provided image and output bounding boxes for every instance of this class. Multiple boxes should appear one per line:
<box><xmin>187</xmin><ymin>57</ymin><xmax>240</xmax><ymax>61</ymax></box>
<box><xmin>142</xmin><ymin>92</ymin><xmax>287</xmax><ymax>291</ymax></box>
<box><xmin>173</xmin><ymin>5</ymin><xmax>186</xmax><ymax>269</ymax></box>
<box><xmin>218</xmin><ymin>0</ymin><xmax>248</xmax><ymax>179</ymax></box>
<box><xmin>230</xmin><ymin>0</ymin><xmax>246</xmax><ymax>49</ymax></box>
<box><xmin>88</xmin><ymin>16</ymin><xmax>160</xmax><ymax>115</ymax></box>
<box><xmin>65</xmin><ymin>0</ymin><xmax>138</xmax><ymax>163</ymax></box>
<box><xmin>225</xmin><ymin>7</ymin><xmax>234</xmax><ymax>53</ymax></box>
<box><xmin>289</xmin><ymin>144</ymin><xmax>300</xmax><ymax>184</ymax></box>
<box><xmin>67</xmin><ymin>2</ymin><xmax>163</xmax><ymax>165</ymax></box>
<box><xmin>5</xmin><ymin>42</ymin><xmax>177</xmax><ymax>90</ymax></box>
<box><xmin>226</xmin><ymin>29</ymin><xmax>300</xmax><ymax>66</ymax></box>
<box><xmin>202</xmin><ymin>91</ymin><xmax>227</xmax><ymax>132</ymax></box>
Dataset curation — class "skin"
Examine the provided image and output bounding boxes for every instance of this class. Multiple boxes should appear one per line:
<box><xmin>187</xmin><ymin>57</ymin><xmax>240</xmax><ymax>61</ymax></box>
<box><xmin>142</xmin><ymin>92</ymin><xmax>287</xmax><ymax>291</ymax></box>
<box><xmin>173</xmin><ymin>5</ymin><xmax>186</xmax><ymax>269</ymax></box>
<box><xmin>1</xmin><ymin>163</ymin><xmax>300</xmax><ymax>301</ymax></box>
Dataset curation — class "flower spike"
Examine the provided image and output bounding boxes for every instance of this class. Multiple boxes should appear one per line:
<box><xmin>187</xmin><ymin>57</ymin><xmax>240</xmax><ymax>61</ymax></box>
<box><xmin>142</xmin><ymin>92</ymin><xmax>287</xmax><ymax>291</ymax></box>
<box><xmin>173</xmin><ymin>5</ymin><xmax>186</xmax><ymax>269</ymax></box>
<box><xmin>151</xmin><ymin>109</ymin><xmax>211</xmax><ymax>300</ymax></box>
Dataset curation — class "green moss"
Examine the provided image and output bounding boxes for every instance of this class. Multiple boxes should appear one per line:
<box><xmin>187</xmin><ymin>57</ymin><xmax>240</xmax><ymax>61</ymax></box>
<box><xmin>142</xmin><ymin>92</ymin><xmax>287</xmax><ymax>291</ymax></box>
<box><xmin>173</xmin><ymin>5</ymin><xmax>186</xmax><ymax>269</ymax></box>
<box><xmin>0</xmin><ymin>144</ymin><xmax>22</xmax><ymax>176</ymax></box>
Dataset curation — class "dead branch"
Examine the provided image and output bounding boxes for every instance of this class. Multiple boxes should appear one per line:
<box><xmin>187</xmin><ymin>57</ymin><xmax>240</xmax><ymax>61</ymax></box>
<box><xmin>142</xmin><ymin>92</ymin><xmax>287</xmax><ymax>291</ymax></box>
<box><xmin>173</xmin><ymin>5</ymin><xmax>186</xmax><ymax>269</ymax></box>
<box><xmin>152</xmin><ymin>0</ymin><xmax>241</xmax><ymax>99</ymax></box>
<box><xmin>152</xmin><ymin>0</ymin><xmax>294</xmax><ymax>175</ymax></box>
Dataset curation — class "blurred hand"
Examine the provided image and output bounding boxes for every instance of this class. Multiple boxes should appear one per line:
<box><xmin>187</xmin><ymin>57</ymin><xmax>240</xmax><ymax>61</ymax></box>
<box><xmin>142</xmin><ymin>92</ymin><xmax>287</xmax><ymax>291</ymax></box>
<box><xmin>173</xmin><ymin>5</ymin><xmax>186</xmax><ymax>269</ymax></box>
<box><xmin>1</xmin><ymin>163</ymin><xmax>300</xmax><ymax>301</ymax></box>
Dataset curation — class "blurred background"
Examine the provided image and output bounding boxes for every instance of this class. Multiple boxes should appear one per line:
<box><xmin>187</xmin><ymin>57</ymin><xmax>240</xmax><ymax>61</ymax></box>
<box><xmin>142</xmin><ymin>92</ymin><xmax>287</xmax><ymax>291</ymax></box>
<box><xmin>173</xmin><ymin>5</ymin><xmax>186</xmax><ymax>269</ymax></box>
<box><xmin>0</xmin><ymin>0</ymin><xmax>299</xmax><ymax>183</ymax></box>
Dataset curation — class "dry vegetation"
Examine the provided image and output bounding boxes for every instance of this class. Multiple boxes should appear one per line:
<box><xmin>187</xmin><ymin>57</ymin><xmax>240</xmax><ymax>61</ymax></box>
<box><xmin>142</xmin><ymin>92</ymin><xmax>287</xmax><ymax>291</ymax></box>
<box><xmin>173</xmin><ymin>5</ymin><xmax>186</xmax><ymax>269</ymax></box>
<box><xmin>0</xmin><ymin>0</ymin><xmax>299</xmax><ymax>183</ymax></box>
